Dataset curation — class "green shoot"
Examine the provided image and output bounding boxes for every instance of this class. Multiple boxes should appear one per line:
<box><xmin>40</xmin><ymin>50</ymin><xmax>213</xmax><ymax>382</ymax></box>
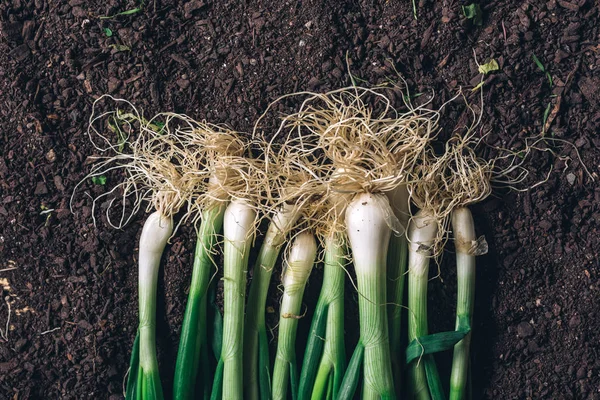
<box><xmin>100</xmin><ymin>1</ymin><xmax>145</xmax><ymax>19</ymax></box>
<box><xmin>92</xmin><ymin>175</ymin><xmax>107</xmax><ymax>185</ymax></box>
<box><xmin>532</xmin><ymin>54</ymin><xmax>553</xmax><ymax>86</ymax></box>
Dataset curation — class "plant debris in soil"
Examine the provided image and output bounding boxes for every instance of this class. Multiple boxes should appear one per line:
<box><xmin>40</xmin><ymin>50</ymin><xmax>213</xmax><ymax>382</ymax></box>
<box><xmin>1</xmin><ymin>0</ymin><xmax>599</xmax><ymax>399</ymax></box>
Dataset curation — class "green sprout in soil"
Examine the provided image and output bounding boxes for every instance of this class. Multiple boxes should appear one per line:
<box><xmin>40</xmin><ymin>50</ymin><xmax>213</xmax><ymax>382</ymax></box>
<box><xmin>100</xmin><ymin>0</ymin><xmax>145</xmax><ymax>19</ymax></box>
<box><xmin>532</xmin><ymin>54</ymin><xmax>553</xmax><ymax>86</ymax></box>
<box><xmin>462</xmin><ymin>4</ymin><xmax>483</xmax><ymax>26</ymax></box>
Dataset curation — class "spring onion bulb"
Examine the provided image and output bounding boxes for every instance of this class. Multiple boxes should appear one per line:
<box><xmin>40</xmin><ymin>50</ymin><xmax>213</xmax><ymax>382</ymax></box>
<box><xmin>345</xmin><ymin>192</ymin><xmax>395</xmax><ymax>399</ymax></box>
<box><xmin>126</xmin><ymin>210</ymin><xmax>174</xmax><ymax>400</ymax></box>
<box><xmin>272</xmin><ymin>231</ymin><xmax>317</xmax><ymax>400</ymax></box>
<box><xmin>407</xmin><ymin>210</ymin><xmax>438</xmax><ymax>400</ymax></box>
<box><xmin>212</xmin><ymin>199</ymin><xmax>256</xmax><ymax>400</ymax></box>
<box><xmin>449</xmin><ymin>207</ymin><xmax>476</xmax><ymax>400</ymax></box>
<box><xmin>385</xmin><ymin>184</ymin><xmax>410</xmax><ymax>388</ymax></box>
<box><xmin>173</xmin><ymin>203</ymin><xmax>226</xmax><ymax>400</ymax></box>
<box><xmin>243</xmin><ymin>203</ymin><xmax>300</xmax><ymax>400</ymax></box>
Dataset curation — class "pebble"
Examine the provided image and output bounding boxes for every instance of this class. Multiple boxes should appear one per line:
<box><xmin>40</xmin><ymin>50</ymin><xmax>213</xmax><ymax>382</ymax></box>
<box><xmin>34</xmin><ymin>182</ymin><xmax>48</xmax><ymax>195</ymax></box>
<box><xmin>566</xmin><ymin>173</ymin><xmax>576</xmax><ymax>185</ymax></box>
<box><xmin>176</xmin><ymin>79</ymin><xmax>190</xmax><ymax>89</ymax></box>
<box><xmin>517</xmin><ymin>321</ymin><xmax>534</xmax><ymax>338</ymax></box>
<box><xmin>569</xmin><ymin>314</ymin><xmax>581</xmax><ymax>328</ymax></box>
<box><xmin>184</xmin><ymin>0</ymin><xmax>206</xmax><ymax>19</ymax></box>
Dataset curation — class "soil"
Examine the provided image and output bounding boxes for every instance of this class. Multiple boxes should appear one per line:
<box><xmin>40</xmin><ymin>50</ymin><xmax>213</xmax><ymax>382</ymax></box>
<box><xmin>1</xmin><ymin>0</ymin><xmax>599</xmax><ymax>399</ymax></box>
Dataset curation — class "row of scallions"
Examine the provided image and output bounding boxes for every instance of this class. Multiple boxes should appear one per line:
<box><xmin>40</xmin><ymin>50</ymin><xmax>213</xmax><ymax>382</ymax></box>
<box><xmin>76</xmin><ymin>86</ymin><xmax>520</xmax><ymax>400</ymax></box>
<box><xmin>73</xmin><ymin>96</ymin><xmax>210</xmax><ymax>400</ymax></box>
<box><xmin>243</xmin><ymin>95</ymin><xmax>335</xmax><ymax>400</ymax></box>
<box><xmin>254</xmin><ymin>86</ymin><xmax>441</xmax><ymax>400</ymax></box>
<box><xmin>404</xmin><ymin>130</ymin><xmax>494</xmax><ymax>400</ymax></box>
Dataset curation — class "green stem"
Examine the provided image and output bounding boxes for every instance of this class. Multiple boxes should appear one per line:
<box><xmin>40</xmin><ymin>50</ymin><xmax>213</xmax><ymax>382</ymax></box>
<box><xmin>220</xmin><ymin>200</ymin><xmax>255</xmax><ymax>399</ymax></box>
<box><xmin>299</xmin><ymin>233</ymin><xmax>346</xmax><ymax>400</ymax></box>
<box><xmin>407</xmin><ymin>211</ymin><xmax>437</xmax><ymax>400</ymax></box>
<box><xmin>244</xmin><ymin>204</ymin><xmax>299</xmax><ymax>400</ymax></box>
<box><xmin>357</xmin><ymin>265</ymin><xmax>395</xmax><ymax>399</ymax></box>
<box><xmin>387</xmin><ymin>233</ymin><xmax>408</xmax><ymax>389</ymax></box>
<box><xmin>174</xmin><ymin>205</ymin><xmax>225</xmax><ymax>400</ymax></box>
<box><xmin>449</xmin><ymin>207</ymin><xmax>476</xmax><ymax>400</ymax></box>
<box><xmin>272</xmin><ymin>233</ymin><xmax>316</xmax><ymax>400</ymax></box>
<box><xmin>408</xmin><ymin>256</ymin><xmax>430</xmax><ymax>400</ymax></box>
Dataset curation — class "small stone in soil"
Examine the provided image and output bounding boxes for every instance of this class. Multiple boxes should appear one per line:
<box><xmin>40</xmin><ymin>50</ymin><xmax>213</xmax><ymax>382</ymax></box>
<box><xmin>517</xmin><ymin>321</ymin><xmax>534</xmax><ymax>337</ymax></box>
<box><xmin>34</xmin><ymin>182</ymin><xmax>48</xmax><ymax>195</ymax></box>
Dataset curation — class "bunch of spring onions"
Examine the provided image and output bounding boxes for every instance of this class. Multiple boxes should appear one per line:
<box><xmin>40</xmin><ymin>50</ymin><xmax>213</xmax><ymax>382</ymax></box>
<box><xmin>77</xmin><ymin>85</ymin><xmax>512</xmax><ymax>400</ymax></box>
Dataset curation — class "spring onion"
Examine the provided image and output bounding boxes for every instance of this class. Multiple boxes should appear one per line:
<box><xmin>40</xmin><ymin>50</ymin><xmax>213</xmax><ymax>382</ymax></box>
<box><xmin>126</xmin><ymin>210</ymin><xmax>173</xmax><ymax>400</ymax></box>
<box><xmin>298</xmin><ymin>231</ymin><xmax>346</xmax><ymax>400</ymax></box>
<box><xmin>244</xmin><ymin>203</ymin><xmax>300</xmax><ymax>400</ymax></box>
<box><xmin>407</xmin><ymin>210</ymin><xmax>438</xmax><ymax>400</ymax></box>
<box><xmin>345</xmin><ymin>192</ymin><xmax>396</xmax><ymax>399</ymax></box>
<box><xmin>211</xmin><ymin>199</ymin><xmax>257</xmax><ymax>400</ymax></box>
<box><xmin>449</xmin><ymin>207</ymin><xmax>476</xmax><ymax>400</ymax></box>
<box><xmin>385</xmin><ymin>185</ymin><xmax>410</xmax><ymax>388</ymax></box>
<box><xmin>271</xmin><ymin>231</ymin><xmax>318</xmax><ymax>400</ymax></box>
<box><xmin>173</xmin><ymin>203</ymin><xmax>225</xmax><ymax>400</ymax></box>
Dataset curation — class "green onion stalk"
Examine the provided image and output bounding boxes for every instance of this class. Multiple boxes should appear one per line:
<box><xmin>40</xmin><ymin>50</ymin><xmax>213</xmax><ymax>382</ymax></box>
<box><xmin>298</xmin><ymin>197</ymin><xmax>348</xmax><ymax>400</ymax></box>
<box><xmin>173</xmin><ymin>179</ymin><xmax>227</xmax><ymax>400</ymax></box>
<box><xmin>243</xmin><ymin>203</ymin><xmax>300</xmax><ymax>400</ymax></box>
<box><xmin>272</xmin><ymin>231</ymin><xmax>318</xmax><ymax>400</ymax></box>
<box><xmin>344</xmin><ymin>192</ymin><xmax>396</xmax><ymax>399</ymax></box>
<box><xmin>449</xmin><ymin>207</ymin><xmax>477</xmax><ymax>400</ymax></box>
<box><xmin>211</xmin><ymin>199</ymin><xmax>257</xmax><ymax>400</ymax></box>
<box><xmin>126</xmin><ymin>210</ymin><xmax>174</xmax><ymax>400</ymax></box>
<box><xmin>407</xmin><ymin>210</ymin><xmax>438</xmax><ymax>400</ymax></box>
<box><xmin>385</xmin><ymin>185</ymin><xmax>410</xmax><ymax>389</ymax></box>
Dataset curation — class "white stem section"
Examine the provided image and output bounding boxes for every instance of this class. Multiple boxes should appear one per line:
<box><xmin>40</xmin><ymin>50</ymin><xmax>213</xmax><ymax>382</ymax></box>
<box><xmin>266</xmin><ymin>202</ymin><xmax>301</xmax><ymax>247</ymax></box>
<box><xmin>272</xmin><ymin>232</ymin><xmax>317</xmax><ymax>400</ymax></box>
<box><xmin>282</xmin><ymin>232</ymin><xmax>317</xmax><ymax>289</ymax></box>
<box><xmin>345</xmin><ymin>192</ymin><xmax>393</xmax><ymax>276</ymax></box>
<box><xmin>222</xmin><ymin>199</ymin><xmax>256</xmax><ymax>399</ymax></box>
<box><xmin>345</xmin><ymin>192</ymin><xmax>395</xmax><ymax>397</ymax></box>
<box><xmin>138</xmin><ymin>210</ymin><xmax>174</xmax><ymax>371</ymax></box>
<box><xmin>385</xmin><ymin>184</ymin><xmax>410</xmax><ymax>229</ymax></box>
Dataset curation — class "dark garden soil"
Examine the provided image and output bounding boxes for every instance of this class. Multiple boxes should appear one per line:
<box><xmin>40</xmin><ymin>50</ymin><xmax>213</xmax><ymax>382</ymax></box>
<box><xmin>1</xmin><ymin>0</ymin><xmax>599</xmax><ymax>399</ymax></box>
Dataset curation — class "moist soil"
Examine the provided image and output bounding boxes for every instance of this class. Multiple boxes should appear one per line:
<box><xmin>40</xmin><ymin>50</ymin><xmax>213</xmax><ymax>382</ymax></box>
<box><xmin>1</xmin><ymin>0</ymin><xmax>599</xmax><ymax>399</ymax></box>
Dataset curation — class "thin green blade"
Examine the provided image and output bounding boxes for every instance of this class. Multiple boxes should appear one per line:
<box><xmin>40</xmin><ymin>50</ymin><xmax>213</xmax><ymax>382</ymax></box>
<box><xmin>298</xmin><ymin>301</ymin><xmax>329</xmax><ymax>399</ymax></box>
<box><xmin>258</xmin><ymin>328</ymin><xmax>271</xmax><ymax>399</ymax></box>
<box><xmin>209</xmin><ymin>359</ymin><xmax>224</xmax><ymax>400</ymax></box>
<box><xmin>337</xmin><ymin>342</ymin><xmax>364</xmax><ymax>400</ymax></box>
<box><xmin>125</xmin><ymin>331</ymin><xmax>140</xmax><ymax>400</ymax></box>
<box><xmin>425</xmin><ymin>355</ymin><xmax>445</xmax><ymax>400</ymax></box>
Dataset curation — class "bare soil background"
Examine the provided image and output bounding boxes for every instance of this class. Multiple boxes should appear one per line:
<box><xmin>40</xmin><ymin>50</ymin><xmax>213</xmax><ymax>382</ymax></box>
<box><xmin>1</xmin><ymin>0</ymin><xmax>599</xmax><ymax>399</ymax></box>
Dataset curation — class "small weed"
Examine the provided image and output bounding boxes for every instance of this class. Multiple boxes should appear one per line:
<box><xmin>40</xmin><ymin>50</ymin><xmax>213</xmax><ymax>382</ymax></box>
<box><xmin>462</xmin><ymin>4</ymin><xmax>483</xmax><ymax>26</ymax></box>
<box><xmin>103</xmin><ymin>27</ymin><xmax>113</xmax><ymax>37</ymax></box>
<box><xmin>100</xmin><ymin>1</ymin><xmax>145</xmax><ymax>20</ymax></box>
<box><xmin>532</xmin><ymin>54</ymin><xmax>553</xmax><ymax>86</ymax></box>
<box><xmin>92</xmin><ymin>176</ymin><xmax>107</xmax><ymax>185</ymax></box>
